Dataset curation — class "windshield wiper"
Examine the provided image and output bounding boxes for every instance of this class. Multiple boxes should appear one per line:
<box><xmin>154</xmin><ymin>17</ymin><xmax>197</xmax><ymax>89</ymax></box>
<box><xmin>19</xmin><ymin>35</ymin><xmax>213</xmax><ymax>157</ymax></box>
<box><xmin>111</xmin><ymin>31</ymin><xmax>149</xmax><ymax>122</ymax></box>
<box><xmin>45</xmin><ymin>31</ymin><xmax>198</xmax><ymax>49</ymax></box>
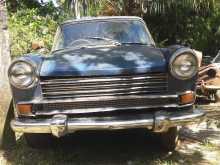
<box><xmin>51</xmin><ymin>45</ymin><xmax>90</xmax><ymax>54</ymax></box>
<box><xmin>121</xmin><ymin>42</ymin><xmax>155</xmax><ymax>47</ymax></box>
<box><xmin>51</xmin><ymin>48</ymin><xmax>66</xmax><ymax>53</ymax></box>
<box><xmin>52</xmin><ymin>42</ymin><xmax>154</xmax><ymax>53</ymax></box>
<box><xmin>51</xmin><ymin>37</ymin><xmax>122</xmax><ymax>53</ymax></box>
<box><xmin>85</xmin><ymin>37</ymin><xmax>121</xmax><ymax>46</ymax></box>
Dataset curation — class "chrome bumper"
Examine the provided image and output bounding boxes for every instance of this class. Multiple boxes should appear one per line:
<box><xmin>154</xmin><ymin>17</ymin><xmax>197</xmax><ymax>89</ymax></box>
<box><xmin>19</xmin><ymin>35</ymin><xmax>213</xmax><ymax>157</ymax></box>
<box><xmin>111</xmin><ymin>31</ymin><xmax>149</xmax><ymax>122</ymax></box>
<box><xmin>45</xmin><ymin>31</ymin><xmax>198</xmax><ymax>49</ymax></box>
<box><xmin>11</xmin><ymin>109</ymin><xmax>205</xmax><ymax>137</ymax></box>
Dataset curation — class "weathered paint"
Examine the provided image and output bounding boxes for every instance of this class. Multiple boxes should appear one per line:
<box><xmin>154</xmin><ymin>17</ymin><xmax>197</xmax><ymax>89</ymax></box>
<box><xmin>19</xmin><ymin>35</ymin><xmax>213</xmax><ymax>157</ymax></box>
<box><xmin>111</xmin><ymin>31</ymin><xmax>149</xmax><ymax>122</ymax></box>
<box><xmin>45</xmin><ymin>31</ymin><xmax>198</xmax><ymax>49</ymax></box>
<box><xmin>40</xmin><ymin>45</ymin><xmax>167</xmax><ymax>77</ymax></box>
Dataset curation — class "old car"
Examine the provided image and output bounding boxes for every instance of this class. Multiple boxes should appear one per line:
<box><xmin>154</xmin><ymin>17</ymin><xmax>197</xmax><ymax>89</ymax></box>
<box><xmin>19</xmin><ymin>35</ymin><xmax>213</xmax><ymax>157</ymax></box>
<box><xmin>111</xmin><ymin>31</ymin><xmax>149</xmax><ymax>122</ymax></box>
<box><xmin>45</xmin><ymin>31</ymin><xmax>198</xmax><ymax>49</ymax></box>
<box><xmin>7</xmin><ymin>16</ymin><xmax>205</xmax><ymax>151</ymax></box>
<box><xmin>197</xmin><ymin>50</ymin><xmax>220</xmax><ymax>101</ymax></box>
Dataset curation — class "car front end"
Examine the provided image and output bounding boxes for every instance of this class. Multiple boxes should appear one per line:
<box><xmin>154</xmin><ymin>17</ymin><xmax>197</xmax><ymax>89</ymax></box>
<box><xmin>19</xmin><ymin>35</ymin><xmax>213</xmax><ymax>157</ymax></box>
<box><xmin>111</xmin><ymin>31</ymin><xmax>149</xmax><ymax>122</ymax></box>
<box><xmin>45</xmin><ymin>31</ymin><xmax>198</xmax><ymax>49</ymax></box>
<box><xmin>9</xmin><ymin>47</ymin><xmax>205</xmax><ymax>137</ymax></box>
<box><xmin>8</xmin><ymin>17</ymin><xmax>205</xmax><ymax>150</ymax></box>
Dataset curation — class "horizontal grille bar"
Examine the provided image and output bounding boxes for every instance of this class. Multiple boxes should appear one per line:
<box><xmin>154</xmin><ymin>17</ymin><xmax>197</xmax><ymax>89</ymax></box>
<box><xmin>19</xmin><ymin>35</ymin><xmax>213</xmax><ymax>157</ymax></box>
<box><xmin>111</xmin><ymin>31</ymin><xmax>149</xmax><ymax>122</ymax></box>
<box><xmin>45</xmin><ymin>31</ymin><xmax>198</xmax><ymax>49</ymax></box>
<box><xmin>33</xmin><ymin>95</ymin><xmax>180</xmax><ymax>115</ymax></box>
<box><xmin>40</xmin><ymin>74</ymin><xmax>167</xmax><ymax>84</ymax></box>
<box><xmin>40</xmin><ymin>73</ymin><xmax>168</xmax><ymax>99</ymax></box>
<box><xmin>42</xmin><ymin>82</ymin><xmax>166</xmax><ymax>91</ymax></box>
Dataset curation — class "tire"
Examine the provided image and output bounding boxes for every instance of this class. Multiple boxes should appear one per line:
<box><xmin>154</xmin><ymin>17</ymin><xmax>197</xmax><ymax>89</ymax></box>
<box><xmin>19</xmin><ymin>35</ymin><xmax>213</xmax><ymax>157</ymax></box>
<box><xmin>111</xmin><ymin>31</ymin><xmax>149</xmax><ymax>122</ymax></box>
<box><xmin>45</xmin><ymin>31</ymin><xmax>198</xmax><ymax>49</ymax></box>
<box><xmin>0</xmin><ymin>100</ymin><xmax>16</xmax><ymax>149</ymax></box>
<box><xmin>24</xmin><ymin>133</ymin><xmax>56</xmax><ymax>149</ymax></box>
<box><xmin>158</xmin><ymin>127</ymin><xmax>179</xmax><ymax>151</ymax></box>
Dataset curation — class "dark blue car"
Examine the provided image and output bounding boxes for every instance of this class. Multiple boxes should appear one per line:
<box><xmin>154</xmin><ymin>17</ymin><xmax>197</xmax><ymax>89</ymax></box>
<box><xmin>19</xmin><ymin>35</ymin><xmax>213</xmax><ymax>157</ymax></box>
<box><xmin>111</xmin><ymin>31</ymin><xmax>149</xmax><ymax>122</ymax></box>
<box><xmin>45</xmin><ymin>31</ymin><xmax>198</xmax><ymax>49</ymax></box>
<box><xmin>8</xmin><ymin>16</ymin><xmax>205</xmax><ymax>150</ymax></box>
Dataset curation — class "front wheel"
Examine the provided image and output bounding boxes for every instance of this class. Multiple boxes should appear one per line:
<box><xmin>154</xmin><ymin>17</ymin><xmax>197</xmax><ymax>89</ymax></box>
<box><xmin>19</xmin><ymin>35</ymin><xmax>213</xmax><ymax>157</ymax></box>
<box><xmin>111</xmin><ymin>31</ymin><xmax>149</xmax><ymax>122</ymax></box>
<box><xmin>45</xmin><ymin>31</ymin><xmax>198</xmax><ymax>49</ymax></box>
<box><xmin>158</xmin><ymin>127</ymin><xmax>179</xmax><ymax>151</ymax></box>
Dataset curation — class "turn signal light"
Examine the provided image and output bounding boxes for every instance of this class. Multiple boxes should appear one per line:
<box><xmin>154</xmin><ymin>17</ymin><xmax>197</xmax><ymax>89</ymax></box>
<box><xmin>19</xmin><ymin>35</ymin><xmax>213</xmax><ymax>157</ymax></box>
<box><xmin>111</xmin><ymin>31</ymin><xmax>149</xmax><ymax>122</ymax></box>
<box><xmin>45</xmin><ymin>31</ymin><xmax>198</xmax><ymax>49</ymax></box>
<box><xmin>17</xmin><ymin>104</ymin><xmax>32</xmax><ymax>115</ymax></box>
<box><xmin>179</xmin><ymin>91</ymin><xmax>195</xmax><ymax>105</ymax></box>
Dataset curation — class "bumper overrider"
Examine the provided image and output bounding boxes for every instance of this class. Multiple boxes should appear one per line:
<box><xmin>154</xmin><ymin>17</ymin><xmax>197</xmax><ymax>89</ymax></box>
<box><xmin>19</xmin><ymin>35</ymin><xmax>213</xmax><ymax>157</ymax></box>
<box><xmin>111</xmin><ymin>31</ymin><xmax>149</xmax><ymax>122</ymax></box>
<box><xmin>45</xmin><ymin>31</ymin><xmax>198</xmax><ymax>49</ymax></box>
<box><xmin>11</xmin><ymin>109</ymin><xmax>205</xmax><ymax>137</ymax></box>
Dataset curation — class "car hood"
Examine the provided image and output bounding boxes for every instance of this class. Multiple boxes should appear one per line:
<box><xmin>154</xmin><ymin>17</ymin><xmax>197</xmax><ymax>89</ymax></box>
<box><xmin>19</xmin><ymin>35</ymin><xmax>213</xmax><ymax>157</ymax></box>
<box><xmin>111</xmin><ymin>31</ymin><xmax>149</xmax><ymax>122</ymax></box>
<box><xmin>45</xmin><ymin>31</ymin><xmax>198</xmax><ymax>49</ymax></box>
<box><xmin>40</xmin><ymin>45</ymin><xmax>167</xmax><ymax>77</ymax></box>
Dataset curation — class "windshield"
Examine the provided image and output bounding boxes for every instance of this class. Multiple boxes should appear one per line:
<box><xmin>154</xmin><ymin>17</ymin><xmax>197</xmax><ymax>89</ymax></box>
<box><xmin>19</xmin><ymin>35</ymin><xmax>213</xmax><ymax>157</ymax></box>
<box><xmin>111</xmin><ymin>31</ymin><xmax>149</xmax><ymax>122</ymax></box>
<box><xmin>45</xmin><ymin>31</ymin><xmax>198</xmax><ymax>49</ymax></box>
<box><xmin>52</xmin><ymin>19</ymin><xmax>155</xmax><ymax>51</ymax></box>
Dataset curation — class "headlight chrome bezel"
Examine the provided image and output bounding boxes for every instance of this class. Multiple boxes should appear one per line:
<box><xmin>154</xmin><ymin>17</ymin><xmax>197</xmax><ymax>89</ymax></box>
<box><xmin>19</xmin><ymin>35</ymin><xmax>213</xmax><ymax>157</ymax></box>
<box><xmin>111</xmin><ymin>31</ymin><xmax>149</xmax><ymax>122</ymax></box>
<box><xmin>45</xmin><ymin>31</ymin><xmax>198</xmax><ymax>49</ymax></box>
<box><xmin>169</xmin><ymin>49</ymin><xmax>199</xmax><ymax>80</ymax></box>
<box><xmin>8</xmin><ymin>59</ymin><xmax>38</xmax><ymax>89</ymax></box>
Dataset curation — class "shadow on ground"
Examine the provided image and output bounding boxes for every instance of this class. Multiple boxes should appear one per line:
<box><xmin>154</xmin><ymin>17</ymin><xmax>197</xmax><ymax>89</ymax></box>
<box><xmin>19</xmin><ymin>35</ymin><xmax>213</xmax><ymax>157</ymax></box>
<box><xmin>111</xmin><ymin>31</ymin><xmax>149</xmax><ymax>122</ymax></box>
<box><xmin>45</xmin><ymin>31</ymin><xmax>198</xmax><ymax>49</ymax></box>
<box><xmin>1</xmin><ymin>128</ymin><xmax>213</xmax><ymax>165</ymax></box>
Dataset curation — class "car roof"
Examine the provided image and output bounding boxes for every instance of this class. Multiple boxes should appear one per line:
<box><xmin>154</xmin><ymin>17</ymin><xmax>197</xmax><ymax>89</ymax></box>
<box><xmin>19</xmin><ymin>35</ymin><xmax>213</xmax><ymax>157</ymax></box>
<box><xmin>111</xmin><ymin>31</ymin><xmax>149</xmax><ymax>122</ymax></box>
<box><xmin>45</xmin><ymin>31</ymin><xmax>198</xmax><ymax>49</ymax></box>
<box><xmin>61</xmin><ymin>16</ymin><xmax>144</xmax><ymax>26</ymax></box>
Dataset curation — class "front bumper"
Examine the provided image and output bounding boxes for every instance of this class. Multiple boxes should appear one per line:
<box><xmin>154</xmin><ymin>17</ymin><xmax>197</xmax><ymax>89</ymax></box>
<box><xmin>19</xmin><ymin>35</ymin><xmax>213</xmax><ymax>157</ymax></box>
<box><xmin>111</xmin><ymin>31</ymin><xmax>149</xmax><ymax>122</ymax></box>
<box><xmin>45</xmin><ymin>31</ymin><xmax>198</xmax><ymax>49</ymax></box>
<box><xmin>11</xmin><ymin>109</ymin><xmax>205</xmax><ymax>137</ymax></box>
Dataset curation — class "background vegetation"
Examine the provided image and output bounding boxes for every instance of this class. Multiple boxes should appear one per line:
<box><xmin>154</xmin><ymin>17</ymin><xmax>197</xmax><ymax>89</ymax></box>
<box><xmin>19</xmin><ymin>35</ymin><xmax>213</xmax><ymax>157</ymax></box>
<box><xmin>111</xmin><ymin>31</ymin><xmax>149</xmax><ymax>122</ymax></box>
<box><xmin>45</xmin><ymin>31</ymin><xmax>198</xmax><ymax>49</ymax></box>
<box><xmin>7</xmin><ymin>0</ymin><xmax>220</xmax><ymax>58</ymax></box>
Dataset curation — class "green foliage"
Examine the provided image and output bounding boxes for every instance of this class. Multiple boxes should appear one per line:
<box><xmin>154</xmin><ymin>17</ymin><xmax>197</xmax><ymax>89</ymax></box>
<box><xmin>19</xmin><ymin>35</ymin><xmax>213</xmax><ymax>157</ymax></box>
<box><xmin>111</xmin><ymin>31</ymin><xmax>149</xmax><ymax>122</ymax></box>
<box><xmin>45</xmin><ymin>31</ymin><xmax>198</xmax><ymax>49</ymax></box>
<box><xmin>8</xmin><ymin>0</ymin><xmax>220</xmax><ymax>58</ymax></box>
<box><xmin>8</xmin><ymin>8</ymin><xmax>58</xmax><ymax>57</ymax></box>
<box><xmin>144</xmin><ymin>2</ymin><xmax>220</xmax><ymax>57</ymax></box>
<box><xmin>7</xmin><ymin>0</ymin><xmax>41</xmax><ymax>12</ymax></box>
<box><xmin>85</xmin><ymin>0</ymin><xmax>220</xmax><ymax>56</ymax></box>
<box><xmin>144</xmin><ymin>0</ymin><xmax>215</xmax><ymax>16</ymax></box>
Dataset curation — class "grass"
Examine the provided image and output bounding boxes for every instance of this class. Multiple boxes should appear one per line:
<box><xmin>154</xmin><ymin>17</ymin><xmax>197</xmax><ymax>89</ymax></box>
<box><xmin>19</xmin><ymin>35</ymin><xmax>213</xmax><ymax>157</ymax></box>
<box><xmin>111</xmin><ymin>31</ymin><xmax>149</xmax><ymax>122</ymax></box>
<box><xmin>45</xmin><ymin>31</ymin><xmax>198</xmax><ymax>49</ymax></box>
<box><xmin>201</xmin><ymin>139</ymin><xmax>217</xmax><ymax>150</ymax></box>
<box><xmin>1</xmin><ymin>128</ymin><xmax>220</xmax><ymax>165</ymax></box>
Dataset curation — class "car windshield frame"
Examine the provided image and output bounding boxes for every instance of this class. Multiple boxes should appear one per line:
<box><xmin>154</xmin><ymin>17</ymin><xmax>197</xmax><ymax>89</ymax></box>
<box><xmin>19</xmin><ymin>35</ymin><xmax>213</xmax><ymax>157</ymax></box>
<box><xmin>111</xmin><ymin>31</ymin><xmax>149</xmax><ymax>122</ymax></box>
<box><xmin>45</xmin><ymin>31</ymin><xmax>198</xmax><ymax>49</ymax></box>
<box><xmin>51</xmin><ymin>18</ymin><xmax>156</xmax><ymax>52</ymax></box>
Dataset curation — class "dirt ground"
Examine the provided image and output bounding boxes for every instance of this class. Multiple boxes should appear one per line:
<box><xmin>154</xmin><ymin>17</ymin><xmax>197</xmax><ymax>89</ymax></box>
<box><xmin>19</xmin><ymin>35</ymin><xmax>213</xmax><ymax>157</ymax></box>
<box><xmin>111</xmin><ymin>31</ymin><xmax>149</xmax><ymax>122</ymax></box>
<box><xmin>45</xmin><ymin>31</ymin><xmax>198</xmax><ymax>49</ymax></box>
<box><xmin>0</xmin><ymin>122</ymin><xmax>220</xmax><ymax>165</ymax></box>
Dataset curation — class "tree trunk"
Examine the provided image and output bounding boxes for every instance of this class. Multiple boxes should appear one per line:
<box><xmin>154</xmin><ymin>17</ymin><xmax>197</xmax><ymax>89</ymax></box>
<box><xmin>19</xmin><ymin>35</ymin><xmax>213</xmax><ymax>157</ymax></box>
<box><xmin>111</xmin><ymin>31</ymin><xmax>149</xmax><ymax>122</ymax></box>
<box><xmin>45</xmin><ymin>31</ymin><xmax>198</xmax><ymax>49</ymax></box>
<box><xmin>74</xmin><ymin>0</ymin><xmax>80</xmax><ymax>19</ymax></box>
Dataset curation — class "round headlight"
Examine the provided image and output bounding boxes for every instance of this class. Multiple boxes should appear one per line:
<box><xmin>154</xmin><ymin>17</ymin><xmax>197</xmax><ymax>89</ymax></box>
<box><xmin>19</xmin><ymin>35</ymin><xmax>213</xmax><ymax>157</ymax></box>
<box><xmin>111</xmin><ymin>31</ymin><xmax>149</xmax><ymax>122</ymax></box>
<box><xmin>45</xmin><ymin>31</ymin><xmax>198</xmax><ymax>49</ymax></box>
<box><xmin>170</xmin><ymin>52</ymin><xmax>198</xmax><ymax>80</ymax></box>
<box><xmin>8</xmin><ymin>60</ymin><xmax>37</xmax><ymax>88</ymax></box>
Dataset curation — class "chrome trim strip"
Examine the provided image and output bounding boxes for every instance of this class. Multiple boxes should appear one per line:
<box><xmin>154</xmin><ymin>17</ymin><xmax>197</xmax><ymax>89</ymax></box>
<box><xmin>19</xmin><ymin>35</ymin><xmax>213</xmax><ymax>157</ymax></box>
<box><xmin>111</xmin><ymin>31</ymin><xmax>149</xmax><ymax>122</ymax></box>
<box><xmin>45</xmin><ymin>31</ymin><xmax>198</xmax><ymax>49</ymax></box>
<box><xmin>42</xmin><ymin>86</ymin><xmax>167</xmax><ymax>95</ymax></box>
<box><xmin>11</xmin><ymin>109</ymin><xmax>205</xmax><ymax>137</ymax></box>
<box><xmin>42</xmin><ymin>91</ymin><xmax>168</xmax><ymax>99</ymax></box>
<box><xmin>40</xmin><ymin>76</ymin><xmax>167</xmax><ymax>85</ymax></box>
<box><xmin>41</xmin><ymin>73</ymin><xmax>166</xmax><ymax>81</ymax></box>
<box><xmin>34</xmin><ymin>104</ymin><xmax>193</xmax><ymax>116</ymax></box>
<box><xmin>18</xmin><ymin>94</ymin><xmax>179</xmax><ymax>104</ymax></box>
<box><xmin>42</xmin><ymin>82</ymin><xmax>167</xmax><ymax>90</ymax></box>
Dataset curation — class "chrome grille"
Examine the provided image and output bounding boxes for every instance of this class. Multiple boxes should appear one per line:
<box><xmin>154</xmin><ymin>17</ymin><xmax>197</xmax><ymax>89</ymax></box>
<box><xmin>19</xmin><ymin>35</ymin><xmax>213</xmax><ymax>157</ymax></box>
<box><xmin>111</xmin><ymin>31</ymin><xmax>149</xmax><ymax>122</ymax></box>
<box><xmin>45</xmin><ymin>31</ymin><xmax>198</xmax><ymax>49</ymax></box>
<box><xmin>40</xmin><ymin>73</ymin><xmax>168</xmax><ymax>99</ymax></box>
